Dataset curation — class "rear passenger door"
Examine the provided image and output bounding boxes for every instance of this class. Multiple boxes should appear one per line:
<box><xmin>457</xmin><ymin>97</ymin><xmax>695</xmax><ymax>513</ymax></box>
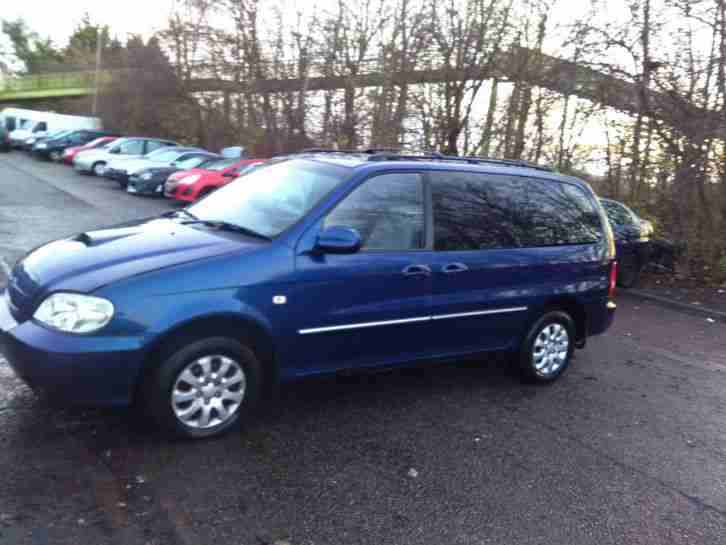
<box><xmin>426</xmin><ymin>171</ymin><xmax>603</xmax><ymax>354</ymax></box>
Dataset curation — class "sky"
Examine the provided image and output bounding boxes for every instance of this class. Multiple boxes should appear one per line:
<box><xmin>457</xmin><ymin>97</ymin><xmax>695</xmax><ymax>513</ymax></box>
<box><xmin>1</xmin><ymin>0</ymin><xmax>175</xmax><ymax>46</ymax></box>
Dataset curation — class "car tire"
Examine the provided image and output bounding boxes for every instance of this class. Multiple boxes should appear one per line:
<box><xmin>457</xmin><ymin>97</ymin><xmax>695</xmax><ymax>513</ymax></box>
<box><xmin>617</xmin><ymin>255</ymin><xmax>641</xmax><ymax>288</ymax></box>
<box><xmin>517</xmin><ymin>310</ymin><xmax>575</xmax><ymax>383</ymax></box>
<box><xmin>49</xmin><ymin>151</ymin><xmax>61</xmax><ymax>162</ymax></box>
<box><xmin>92</xmin><ymin>162</ymin><xmax>106</xmax><ymax>176</ymax></box>
<box><xmin>198</xmin><ymin>187</ymin><xmax>216</xmax><ymax>200</ymax></box>
<box><xmin>142</xmin><ymin>337</ymin><xmax>263</xmax><ymax>439</ymax></box>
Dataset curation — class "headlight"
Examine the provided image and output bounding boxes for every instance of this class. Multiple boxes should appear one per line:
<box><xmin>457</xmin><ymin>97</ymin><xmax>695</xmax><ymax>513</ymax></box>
<box><xmin>34</xmin><ymin>293</ymin><xmax>114</xmax><ymax>333</ymax></box>
<box><xmin>37</xmin><ymin>143</ymin><xmax>47</xmax><ymax>149</ymax></box>
<box><xmin>140</xmin><ymin>172</ymin><xmax>153</xmax><ymax>180</ymax></box>
<box><xmin>177</xmin><ymin>174</ymin><xmax>201</xmax><ymax>185</ymax></box>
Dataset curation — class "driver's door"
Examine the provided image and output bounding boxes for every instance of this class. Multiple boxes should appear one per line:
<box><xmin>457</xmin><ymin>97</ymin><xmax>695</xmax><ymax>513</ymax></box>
<box><xmin>290</xmin><ymin>172</ymin><xmax>436</xmax><ymax>373</ymax></box>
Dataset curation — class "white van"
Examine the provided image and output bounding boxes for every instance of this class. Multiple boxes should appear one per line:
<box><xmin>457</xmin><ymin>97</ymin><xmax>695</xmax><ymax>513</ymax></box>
<box><xmin>2</xmin><ymin>108</ymin><xmax>102</xmax><ymax>147</ymax></box>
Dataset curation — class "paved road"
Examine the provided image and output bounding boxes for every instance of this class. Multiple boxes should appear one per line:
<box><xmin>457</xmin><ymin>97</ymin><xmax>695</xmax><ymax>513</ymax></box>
<box><xmin>1</xmin><ymin>152</ymin><xmax>726</xmax><ymax>544</ymax></box>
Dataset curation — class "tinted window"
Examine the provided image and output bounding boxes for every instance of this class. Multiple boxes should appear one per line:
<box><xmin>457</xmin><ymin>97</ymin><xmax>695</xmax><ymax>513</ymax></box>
<box><xmin>431</xmin><ymin>172</ymin><xmax>601</xmax><ymax>251</ymax></box>
<box><xmin>326</xmin><ymin>173</ymin><xmax>424</xmax><ymax>251</ymax></box>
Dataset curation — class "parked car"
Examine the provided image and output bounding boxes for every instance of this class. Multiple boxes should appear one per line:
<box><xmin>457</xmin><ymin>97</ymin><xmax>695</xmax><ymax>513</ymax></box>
<box><xmin>104</xmin><ymin>147</ymin><xmax>210</xmax><ymax>188</ymax></box>
<box><xmin>600</xmin><ymin>198</ymin><xmax>652</xmax><ymax>288</ymax></box>
<box><xmin>33</xmin><ymin>130</ymin><xmax>119</xmax><ymax>161</ymax></box>
<box><xmin>62</xmin><ymin>136</ymin><xmax>118</xmax><ymax>165</ymax></box>
<box><xmin>126</xmin><ymin>152</ymin><xmax>222</xmax><ymax>196</ymax></box>
<box><xmin>73</xmin><ymin>137</ymin><xmax>177</xmax><ymax>176</ymax></box>
<box><xmin>164</xmin><ymin>158</ymin><xmax>267</xmax><ymax>202</ymax></box>
<box><xmin>0</xmin><ymin>150</ymin><xmax>616</xmax><ymax>439</ymax></box>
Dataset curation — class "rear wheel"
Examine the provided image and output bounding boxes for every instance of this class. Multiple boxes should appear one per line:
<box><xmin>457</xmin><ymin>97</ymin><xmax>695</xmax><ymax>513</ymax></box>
<box><xmin>517</xmin><ymin>311</ymin><xmax>575</xmax><ymax>383</ymax></box>
<box><xmin>142</xmin><ymin>337</ymin><xmax>263</xmax><ymax>439</ymax></box>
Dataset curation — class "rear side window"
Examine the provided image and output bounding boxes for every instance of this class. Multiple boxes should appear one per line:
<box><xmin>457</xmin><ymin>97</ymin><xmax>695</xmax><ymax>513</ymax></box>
<box><xmin>430</xmin><ymin>171</ymin><xmax>602</xmax><ymax>251</ymax></box>
<box><xmin>325</xmin><ymin>173</ymin><xmax>425</xmax><ymax>251</ymax></box>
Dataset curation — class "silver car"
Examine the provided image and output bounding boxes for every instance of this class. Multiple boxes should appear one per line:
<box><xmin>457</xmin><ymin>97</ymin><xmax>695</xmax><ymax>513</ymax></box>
<box><xmin>73</xmin><ymin>137</ymin><xmax>177</xmax><ymax>176</ymax></box>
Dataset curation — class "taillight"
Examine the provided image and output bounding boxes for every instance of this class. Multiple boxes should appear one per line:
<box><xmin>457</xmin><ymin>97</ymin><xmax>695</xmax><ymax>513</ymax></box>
<box><xmin>608</xmin><ymin>261</ymin><xmax>618</xmax><ymax>298</ymax></box>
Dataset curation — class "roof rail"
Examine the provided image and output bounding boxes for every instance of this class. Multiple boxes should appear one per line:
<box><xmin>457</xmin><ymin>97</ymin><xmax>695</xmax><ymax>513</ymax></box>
<box><xmin>298</xmin><ymin>147</ymin><xmax>402</xmax><ymax>155</ymax></box>
<box><xmin>366</xmin><ymin>152</ymin><xmax>554</xmax><ymax>172</ymax></box>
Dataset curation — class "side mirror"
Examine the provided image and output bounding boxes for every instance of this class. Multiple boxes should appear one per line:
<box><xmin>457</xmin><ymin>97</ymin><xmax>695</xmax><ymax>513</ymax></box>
<box><xmin>109</xmin><ymin>148</ymin><xmax>120</xmax><ymax>154</ymax></box>
<box><xmin>315</xmin><ymin>226</ymin><xmax>362</xmax><ymax>254</ymax></box>
<box><xmin>222</xmin><ymin>171</ymin><xmax>237</xmax><ymax>178</ymax></box>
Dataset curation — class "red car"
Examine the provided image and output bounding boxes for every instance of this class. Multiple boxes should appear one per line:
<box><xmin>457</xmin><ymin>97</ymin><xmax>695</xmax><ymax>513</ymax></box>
<box><xmin>164</xmin><ymin>158</ymin><xmax>266</xmax><ymax>202</ymax></box>
<box><xmin>62</xmin><ymin>136</ymin><xmax>119</xmax><ymax>165</ymax></box>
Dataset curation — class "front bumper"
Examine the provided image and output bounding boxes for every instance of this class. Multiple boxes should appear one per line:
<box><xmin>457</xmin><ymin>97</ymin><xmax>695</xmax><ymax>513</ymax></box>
<box><xmin>73</xmin><ymin>157</ymin><xmax>95</xmax><ymax>172</ymax></box>
<box><xmin>0</xmin><ymin>292</ymin><xmax>144</xmax><ymax>407</ymax></box>
<box><xmin>128</xmin><ymin>176</ymin><xmax>164</xmax><ymax>196</ymax></box>
<box><xmin>105</xmin><ymin>168</ymin><xmax>130</xmax><ymax>185</ymax></box>
<box><xmin>164</xmin><ymin>183</ymin><xmax>196</xmax><ymax>202</ymax></box>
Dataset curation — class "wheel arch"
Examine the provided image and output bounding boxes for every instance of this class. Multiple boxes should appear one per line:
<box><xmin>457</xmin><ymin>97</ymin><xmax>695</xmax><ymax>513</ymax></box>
<box><xmin>541</xmin><ymin>296</ymin><xmax>588</xmax><ymax>348</ymax></box>
<box><xmin>134</xmin><ymin>312</ymin><xmax>279</xmax><ymax>403</ymax></box>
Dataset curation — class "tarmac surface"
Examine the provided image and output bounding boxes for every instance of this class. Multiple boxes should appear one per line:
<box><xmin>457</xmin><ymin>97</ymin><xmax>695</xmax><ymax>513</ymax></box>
<box><xmin>1</xmin><ymin>151</ymin><xmax>726</xmax><ymax>544</ymax></box>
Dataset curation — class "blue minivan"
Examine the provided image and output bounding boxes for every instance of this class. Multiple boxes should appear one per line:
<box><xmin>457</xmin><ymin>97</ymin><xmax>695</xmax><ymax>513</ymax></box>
<box><xmin>0</xmin><ymin>151</ymin><xmax>617</xmax><ymax>438</ymax></box>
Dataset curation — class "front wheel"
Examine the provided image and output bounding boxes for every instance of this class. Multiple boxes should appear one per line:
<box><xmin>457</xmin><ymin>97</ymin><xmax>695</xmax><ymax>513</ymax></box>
<box><xmin>142</xmin><ymin>337</ymin><xmax>263</xmax><ymax>439</ymax></box>
<box><xmin>92</xmin><ymin>162</ymin><xmax>106</xmax><ymax>176</ymax></box>
<box><xmin>517</xmin><ymin>311</ymin><xmax>575</xmax><ymax>383</ymax></box>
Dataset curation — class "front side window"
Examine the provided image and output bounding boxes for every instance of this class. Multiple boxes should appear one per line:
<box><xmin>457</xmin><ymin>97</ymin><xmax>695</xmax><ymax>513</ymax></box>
<box><xmin>189</xmin><ymin>159</ymin><xmax>348</xmax><ymax>238</ymax></box>
<box><xmin>431</xmin><ymin>171</ymin><xmax>601</xmax><ymax>251</ymax></box>
<box><xmin>325</xmin><ymin>173</ymin><xmax>425</xmax><ymax>251</ymax></box>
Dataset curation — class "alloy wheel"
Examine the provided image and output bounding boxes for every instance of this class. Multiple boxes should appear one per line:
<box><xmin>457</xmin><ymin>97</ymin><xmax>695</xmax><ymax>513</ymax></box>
<box><xmin>532</xmin><ymin>323</ymin><xmax>570</xmax><ymax>377</ymax></box>
<box><xmin>171</xmin><ymin>354</ymin><xmax>246</xmax><ymax>429</ymax></box>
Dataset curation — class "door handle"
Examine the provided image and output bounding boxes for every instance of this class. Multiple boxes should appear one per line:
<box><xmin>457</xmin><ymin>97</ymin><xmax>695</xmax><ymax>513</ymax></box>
<box><xmin>442</xmin><ymin>262</ymin><xmax>469</xmax><ymax>274</ymax></box>
<box><xmin>402</xmin><ymin>264</ymin><xmax>432</xmax><ymax>277</ymax></box>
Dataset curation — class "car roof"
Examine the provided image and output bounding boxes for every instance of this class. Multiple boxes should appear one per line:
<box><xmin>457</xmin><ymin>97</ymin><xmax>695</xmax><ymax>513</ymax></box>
<box><xmin>279</xmin><ymin>151</ymin><xmax>586</xmax><ymax>188</ymax></box>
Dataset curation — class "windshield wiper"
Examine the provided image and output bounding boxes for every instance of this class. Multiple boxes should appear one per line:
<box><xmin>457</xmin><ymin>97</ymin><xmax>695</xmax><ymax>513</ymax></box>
<box><xmin>181</xmin><ymin>219</ymin><xmax>272</xmax><ymax>240</ymax></box>
<box><xmin>163</xmin><ymin>209</ymin><xmax>199</xmax><ymax>220</ymax></box>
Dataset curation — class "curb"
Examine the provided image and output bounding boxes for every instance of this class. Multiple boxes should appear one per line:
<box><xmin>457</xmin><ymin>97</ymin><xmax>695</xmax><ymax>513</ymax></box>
<box><xmin>623</xmin><ymin>289</ymin><xmax>726</xmax><ymax>322</ymax></box>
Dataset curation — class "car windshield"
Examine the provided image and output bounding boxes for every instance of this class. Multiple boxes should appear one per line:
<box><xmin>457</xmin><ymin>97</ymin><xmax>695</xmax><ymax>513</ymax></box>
<box><xmin>601</xmin><ymin>200</ymin><xmax>636</xmax><ymax>227</ymax></box>
<box><xmin>87</xmin><ymin>137</ymin><xmax>112</xmax><ymax>148</ymax></box>
<box><xmin>146</xmin><ymin>148</ymin><xmax>186</xmax><ymax>162</ymax></box>
<box><xmin>205</xmin><ymin>158</ymin><xmax>240</xmax><ymax>171</ymax></box>
<box><xmin>175</xmin><ymin>156</ymin><xmax>213</xmax><ymax>169</ymax></box>
<box><xmin>188</xmin><ymin>159</ymin><xmax>349</xmax><ymax>238</ymax></box>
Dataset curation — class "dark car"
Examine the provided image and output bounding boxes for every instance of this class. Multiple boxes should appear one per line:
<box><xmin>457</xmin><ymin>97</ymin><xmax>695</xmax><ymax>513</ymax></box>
<box><xmin>0</xmin><ymin>150</ymin><xmax>616</xmax><ymax>439</ymax></box>
<box><xmin>600</xmin><ymin>198</ymin><xmax>652</xmax><ymax>288</ymax></box>
<box><xmin>32</xmin><ymin>129</ymin><xmax>119</xmax><ymax>161</ymax></box>
<box><xmin>126</xmin><ymin>152</ymin><xmax>221</xmax><ymax>196</ymax></box>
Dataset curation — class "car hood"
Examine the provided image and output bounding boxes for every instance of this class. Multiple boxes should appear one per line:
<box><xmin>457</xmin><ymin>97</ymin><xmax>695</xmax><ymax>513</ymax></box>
<box><xmin>7</xmin><ymin>218</ymin><xmax>260</xmax><ymax>313</ymax></box>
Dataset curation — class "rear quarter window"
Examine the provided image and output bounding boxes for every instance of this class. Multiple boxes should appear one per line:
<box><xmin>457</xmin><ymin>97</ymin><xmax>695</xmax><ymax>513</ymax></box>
<box><xmin>430</xmin><ymin>171</ymin><xmax>603</xmax><ymax>251</ymax></box>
